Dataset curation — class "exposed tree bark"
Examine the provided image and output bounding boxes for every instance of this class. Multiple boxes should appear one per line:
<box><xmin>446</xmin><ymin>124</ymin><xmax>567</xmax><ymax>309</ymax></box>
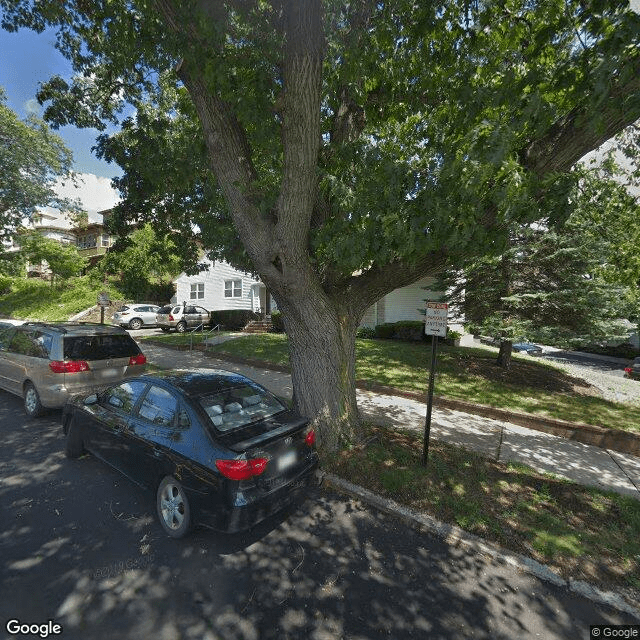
<box><xmin>151</xmin><ymin>0</ymin><xmax>640</xmax><ymax>452</ymax></box>
<box><xmin>520</xmin><ymin>59</ymin><xmax>640</xmax><ymax>176</ymax></box>
<box><xmin>496</xmin><ymin>340</ymin><xmax>513</xmax><ymax>369</ymax></box>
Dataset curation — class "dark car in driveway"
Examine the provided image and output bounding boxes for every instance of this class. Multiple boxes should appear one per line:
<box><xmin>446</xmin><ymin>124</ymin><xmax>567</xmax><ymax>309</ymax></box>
<box><xmin>62</xmin><ymin>368</ymin><xmax>319</xmax><ymax>537</ymax></box>
<box><xmin>512</xmin><ymin>340</ymin><xmax>544</xmax><ymax>355</ymax></box>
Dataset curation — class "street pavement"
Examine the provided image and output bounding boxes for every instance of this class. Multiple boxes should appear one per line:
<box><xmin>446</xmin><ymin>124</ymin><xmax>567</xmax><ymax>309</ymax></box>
<box><xmin>0</xmin><ymin>394</ymin><xmax>638</xmax><ymax>639</ymax></box>
<box><xmin>140</xmin><ymin>341</ymin><xmax>640</xmax><ymax>500</ymax></box>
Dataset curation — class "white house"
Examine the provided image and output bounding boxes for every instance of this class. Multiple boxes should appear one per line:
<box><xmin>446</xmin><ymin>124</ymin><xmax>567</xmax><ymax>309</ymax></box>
<box><xmin>174</xmin><ymin>262</ymin><xmax>463</xmax><ymax>330</ymax></box>
<box><xmin>172</xmin><ymin>259</ymin><xmax>274</xmax><ymax>313</ymax></box>
<box><xmin>360</xmin><ymin>275</ymin><xmax>463</xmax><ymax>330</ymax></box>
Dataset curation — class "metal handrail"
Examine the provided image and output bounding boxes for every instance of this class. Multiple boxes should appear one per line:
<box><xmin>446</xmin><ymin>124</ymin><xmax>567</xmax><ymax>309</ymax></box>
<box><xmin>189</xmin><ymin>323</ymin><xmax>221</xmax><ymax>352</ymax></box>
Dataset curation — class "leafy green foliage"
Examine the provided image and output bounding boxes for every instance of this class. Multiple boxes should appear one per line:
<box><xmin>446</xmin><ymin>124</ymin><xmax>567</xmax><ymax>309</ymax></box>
<box><xmin>0</xmin><ymin>87</ymin><xmax>81</xmax><ymax>252</ymax></box>
<box><xmin>97</xmin><ymin>223</ymin><xmax>182</xmax><ymax>302</ymax></box>
<box><xmin>17</xmin><ymin>231</ymin><xmax>87</xmax><ymax>282</ymax></box>
<box><xmin>0</xmin><ymin>274</ymin><xmax>121</xmax><ymax>321</ymax></box>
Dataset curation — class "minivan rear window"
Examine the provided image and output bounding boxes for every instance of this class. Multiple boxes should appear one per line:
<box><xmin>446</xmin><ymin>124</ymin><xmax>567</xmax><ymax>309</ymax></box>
<box><xmin>157</xmin><ymin>306</ymin><xmax>172</xmax><ymax>314</ymax></box>
<box><xmin>63</xmin><ymin>335</ymin><xmax>141</xmax><ymax>360</ymax></box>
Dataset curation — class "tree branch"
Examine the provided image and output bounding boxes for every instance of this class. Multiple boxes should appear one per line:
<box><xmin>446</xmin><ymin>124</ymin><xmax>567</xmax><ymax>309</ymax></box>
<box><xmin>520</xmin><ymin>58</ymin><xmax>640</xmax><ymax>176</ymax></box>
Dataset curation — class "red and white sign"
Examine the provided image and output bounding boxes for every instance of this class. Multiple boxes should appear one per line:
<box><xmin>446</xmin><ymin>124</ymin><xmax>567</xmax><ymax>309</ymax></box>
<box><xmin>424</xmin><ymin>302</ymin><xmax>448</xmax><ymax>337</ymax></box>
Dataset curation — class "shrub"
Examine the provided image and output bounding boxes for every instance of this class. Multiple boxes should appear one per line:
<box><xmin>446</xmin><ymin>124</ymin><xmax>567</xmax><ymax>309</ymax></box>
<box><xmin>209</xmin><ymin>309</ymin><xmax>262</xmax><ymax>330</ymax></box>
<box><xmin>445</xmin><ymin>329</ymin><xmax>462</xmax><ymax>346</ymax></box>
<box><xmin>356</xmin><ymin>326</ymin><xmax>376</xmax><ymax>339</ymax></box>
<box><xmin>374</xmin><ymin>323</ymin><xmax>396</xmax><ymax>339</ymax></box>
<box><xmin>0</xmin><ymin>275</ymin><xmax>13</xmax><ymax>296</ymax></box>
<box><xmin>374</xmin><ymin>321</ymin><xmax>425</xmax><ymax>341</ymax></box>
<box><xmin>392</xmin><ymin>321</ymin><xmax>425</xmax><ymax>342</ymax></box>
<box><xmin>270</xmin><ymin>310</ymin><xmax>285</xmax><ymax>333</ymax></box>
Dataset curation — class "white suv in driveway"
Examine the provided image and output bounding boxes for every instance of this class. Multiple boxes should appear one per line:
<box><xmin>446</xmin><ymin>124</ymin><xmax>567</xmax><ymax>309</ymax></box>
<box><xmin>112</xmin><ymin>304</ymin><xmax>160</xmax><ymax>330</ymax></box>
<box><xmin>155</xmin><ymin>304</ymin><xmax>211</xmax><ymax>333</ymax></box>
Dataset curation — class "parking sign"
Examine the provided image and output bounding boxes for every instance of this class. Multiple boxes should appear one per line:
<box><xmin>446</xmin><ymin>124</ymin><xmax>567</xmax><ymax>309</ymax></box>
<box><xmin>424</xmin><ymin>302</ymin><xmax>448</xmax><ymax>337</ymax></box>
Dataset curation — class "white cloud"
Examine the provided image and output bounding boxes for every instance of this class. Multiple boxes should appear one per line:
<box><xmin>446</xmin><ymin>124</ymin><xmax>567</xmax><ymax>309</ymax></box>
<box><xmin>24</xmin><ymin>99</ymin><xmax>40</xmax><ymax>115</ymax></box>
<box><xmin>53</xmin><ymin>173</ymin><xmax>120</xmax><ymax>221</ymax></box>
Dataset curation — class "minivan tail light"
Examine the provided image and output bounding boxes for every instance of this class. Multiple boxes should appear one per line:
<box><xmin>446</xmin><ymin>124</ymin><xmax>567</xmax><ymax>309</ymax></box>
<box><xmin>129</xmin><ymin>354</ymin><xmax>147</xmax><ymax>366</ymax></box>
<box><xmin>49</xmin><ymin>360</ymin><xmax>90</xmax><ymax>374</ymax></box>
<box><xmin>215</xmin><ymin>458</ymin><xmax>269</xmax><ymax>480</ymax></box>
<box><xmin>624</xmin><ymin>367</ymin><xmax>632</xmax><ymax>374</ymax></box>
<box><xmin>305</xmin><ymin>429</ymin><xmax>316</xmax><ymax>446</ymax></box>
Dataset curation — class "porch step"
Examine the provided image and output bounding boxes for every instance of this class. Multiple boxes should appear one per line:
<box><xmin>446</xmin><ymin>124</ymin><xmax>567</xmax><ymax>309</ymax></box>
<box><xmin>243</xmin><ymin>320</ymin><xmax>273</xmax><ymax>333</ymax></box>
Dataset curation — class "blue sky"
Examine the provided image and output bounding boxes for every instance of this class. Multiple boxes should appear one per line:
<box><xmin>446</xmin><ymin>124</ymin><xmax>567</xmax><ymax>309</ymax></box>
<box><xmin>0</xmin><ymin>26</ymin><xmax>124</xmax><ymax>217</ymax></box>
<box><xmin>0</xmin><ymin>26</ymin><xmax>120</xmax><ymax>179</ymax></box>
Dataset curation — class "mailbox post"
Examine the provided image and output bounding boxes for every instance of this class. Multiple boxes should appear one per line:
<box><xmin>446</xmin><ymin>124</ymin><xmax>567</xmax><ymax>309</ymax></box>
<box><xmin>423</xmin><ymin>302</ymin><xmax>448</xmax><ymax>465</ymax></box>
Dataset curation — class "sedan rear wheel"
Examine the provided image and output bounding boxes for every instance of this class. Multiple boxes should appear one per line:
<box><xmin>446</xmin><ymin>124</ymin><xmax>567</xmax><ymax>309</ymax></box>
<box><xmin>157</xmin><ymin>476</ymin><xmax>191</xmax><ymax>538</ymax></box>
<box><xmin>128</xmin><ymin>318</ymin><xmax>143</xmax><ymax>330</ymax></box>
<box><xmin>24</xmin><ymin>382</ymin><xmax>43</xmax><ymax>417</ymax></box>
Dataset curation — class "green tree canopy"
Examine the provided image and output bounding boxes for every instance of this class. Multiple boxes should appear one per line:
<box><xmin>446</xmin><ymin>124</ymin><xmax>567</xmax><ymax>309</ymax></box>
<box><xmin>0</xmin><ymin>87</ymin><xmax>80</xmax><ymax>241</ymax></box>
<box><xmin>2</xmin><ymin>0</ymin><xmax>639</xmax><ymax>450</ymax></box>
<box><xmin>17</xmin><ymin>231</ymin><xmax>87</xmax><ymax>283</ymax></box>
<box><xmin>98</xmin><ymin>223</ymin><xmax>183</xmax><ymax>302</ymax></box>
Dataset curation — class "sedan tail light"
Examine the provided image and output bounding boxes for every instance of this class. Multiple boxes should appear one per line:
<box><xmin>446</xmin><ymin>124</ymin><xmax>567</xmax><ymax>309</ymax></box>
<box><xmin>129</xmin><ymin>354</ymin><xmax>147</xmax><ymax>366</ymax></box>
<box><xmin>49</xmin><ymin>360</ymin><xmax>90</xmax><ymax>373</ymax></box>
<box><xmin>216</xmin><ymin>458</ymin><xmax>269</xmax><ymax>480</ymax></box>
<box><xmin>305</xmin><ymin>429</ymin><xmax>316</xmax><ymax>446</ymax></box>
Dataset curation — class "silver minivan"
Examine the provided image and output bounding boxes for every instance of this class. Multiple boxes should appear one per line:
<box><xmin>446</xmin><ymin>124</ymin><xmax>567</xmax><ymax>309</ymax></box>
<box><xmin>0</xmin><ymin>322</ymin><xmax>147</xmax><ymax>416</ymax></box>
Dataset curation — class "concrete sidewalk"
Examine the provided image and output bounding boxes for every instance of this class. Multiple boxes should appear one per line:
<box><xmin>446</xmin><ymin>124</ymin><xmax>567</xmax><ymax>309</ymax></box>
<box><xmin>141</xmin><ymin>342</ymin><xmax>640</xmax><ymax>499</ymax></box>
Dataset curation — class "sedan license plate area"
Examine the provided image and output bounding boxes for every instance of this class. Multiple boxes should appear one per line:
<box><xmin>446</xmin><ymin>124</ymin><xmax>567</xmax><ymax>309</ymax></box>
<box><xmin>277</xmin><ymin>450</ymin><xmax>297</xmax><ymax>473</ymax></box>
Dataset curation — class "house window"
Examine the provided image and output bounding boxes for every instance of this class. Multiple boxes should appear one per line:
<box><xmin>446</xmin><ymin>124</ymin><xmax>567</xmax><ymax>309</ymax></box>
<box><xmin>190</xmin><ymin>283</ymin><xmax>204</xmax><ymax>299</ymax></box>
<box><xmin>101</xmin><ymin>234</ymin><xmax>111</xmax><ymax>247</ymax></box>
<box><xmin>224</xmin><ymin>279</ymin><xmax>242</xmax><ymax>298</ymax></box>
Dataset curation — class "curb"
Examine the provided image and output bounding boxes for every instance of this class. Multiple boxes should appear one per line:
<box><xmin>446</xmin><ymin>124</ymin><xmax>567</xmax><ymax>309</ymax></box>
<box><xmin>323</xmin><ymin>473</ymin><xmax>640</xmax><ymax>620</ymax></box>
<box><xmin>143</xmin><ymin>341</ymin><xmax>640</xmax><ymax>458</ymax></box>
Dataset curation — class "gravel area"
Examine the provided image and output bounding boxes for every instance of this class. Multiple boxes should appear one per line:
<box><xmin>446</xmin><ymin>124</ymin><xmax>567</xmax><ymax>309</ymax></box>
<box><xmin>541</xmin><ymin>356</ymin><xmax>640</xmax><ymax>405</ymax></box>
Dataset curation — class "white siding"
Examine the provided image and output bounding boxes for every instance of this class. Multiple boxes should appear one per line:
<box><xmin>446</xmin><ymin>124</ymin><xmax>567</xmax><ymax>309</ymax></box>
<box><xmin>382</xmin><ymin>276</ymin><xmax>440</xmax><ymax>324</ymax></box>
<box><xmin>174</xmin><ymin>259</ymin><xmax>263</xmax><ymax>312</ymax></box>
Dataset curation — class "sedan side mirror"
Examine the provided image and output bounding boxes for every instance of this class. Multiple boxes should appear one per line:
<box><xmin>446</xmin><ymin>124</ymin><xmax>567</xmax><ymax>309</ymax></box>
<box><xmin>83</xmin><ymin>394</ymin><xmax>98</xmax><ymax>406</ymax></box>
<box><xmin>178</xmin><ymin>411</ymin><xmax>190</xmax><ymax>428</ymax></box>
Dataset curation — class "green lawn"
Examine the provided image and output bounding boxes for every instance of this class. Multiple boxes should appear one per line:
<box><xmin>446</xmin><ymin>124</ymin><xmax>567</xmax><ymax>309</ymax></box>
<box><xmin>205</xmin><ymin>333</ymin><xmax>640</xmax><ymax>433</ymax></box>
<box><xmin>327</xmin><ymin>424</ymin><xmax>640</xmax><ymax>591</ymax></box>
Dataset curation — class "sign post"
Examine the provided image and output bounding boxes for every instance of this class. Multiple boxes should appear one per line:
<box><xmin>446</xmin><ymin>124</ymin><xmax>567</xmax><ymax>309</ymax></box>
<box><xmin>423</xmin><ymin>302</ymin><xmax>448</xmax><ymax>465</ymax></box>
<box><xmin>97</xmin><ymin>292</ymin><xmax>110</xmax><ymax>325</ymax></box>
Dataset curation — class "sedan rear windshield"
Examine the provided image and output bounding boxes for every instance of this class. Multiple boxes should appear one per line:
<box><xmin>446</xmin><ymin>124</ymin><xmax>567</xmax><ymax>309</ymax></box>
<box><xmin>63</xmin><ymin>335</ymin><xmax>141</xmax><ymax>360</ymax></box>
<box><xmin>198</xmin><ymin>383</ymin><xmax>286</xmax><ymax>432</ymax></box>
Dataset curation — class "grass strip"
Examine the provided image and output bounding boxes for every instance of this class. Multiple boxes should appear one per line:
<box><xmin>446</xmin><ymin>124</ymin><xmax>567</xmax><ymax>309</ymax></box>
<box><xmin>326</xmin><ymin>424</ymin><xmax>640</xmax><ymax>592</ymax></box>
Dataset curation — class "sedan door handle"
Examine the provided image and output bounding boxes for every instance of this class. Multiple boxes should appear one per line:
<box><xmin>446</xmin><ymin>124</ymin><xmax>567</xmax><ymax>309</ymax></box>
<box><xmin>152</xmin><ymin>448</ymin><xmax>163</xmax><ymax>458</ymax></box>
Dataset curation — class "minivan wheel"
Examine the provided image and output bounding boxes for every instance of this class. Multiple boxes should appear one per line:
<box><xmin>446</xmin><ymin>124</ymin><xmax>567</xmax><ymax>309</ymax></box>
<box><xmin>157</xmin><ymin>476</ymin><xmax>192</xmax><ymax>538</ymax></box>
<box><xmin>176</xmin><ymin>321</ymin><xmax>187</xmax><ymax>333</ymax></box>
<box><xmin>24</xmin><ymin>382</ymin><xmax>43</xmax><ymax>417</ymax></box>
<box><xmin>65</xmin><ymin>417</ymin><xmax>84</xmax><ymax>459</ymax></box>
<box><xmin>128</xmin><ymin>318</ymin><xmax>143</xmax><ymax>330</ymax></box>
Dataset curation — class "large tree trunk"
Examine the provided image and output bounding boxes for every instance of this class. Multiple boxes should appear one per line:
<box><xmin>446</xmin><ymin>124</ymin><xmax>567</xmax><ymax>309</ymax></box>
<box><xmin>278</xmin><ymin>294</ymin><xmax>361</xmax><ymax>453</ymax></box>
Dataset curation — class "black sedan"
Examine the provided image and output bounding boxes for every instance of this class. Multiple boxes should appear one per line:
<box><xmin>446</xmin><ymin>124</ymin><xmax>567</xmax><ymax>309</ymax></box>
<box><xmin>62</xmin><ymin>369</ymin><xmax>319</xmax><ymax>538</ymax></box>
